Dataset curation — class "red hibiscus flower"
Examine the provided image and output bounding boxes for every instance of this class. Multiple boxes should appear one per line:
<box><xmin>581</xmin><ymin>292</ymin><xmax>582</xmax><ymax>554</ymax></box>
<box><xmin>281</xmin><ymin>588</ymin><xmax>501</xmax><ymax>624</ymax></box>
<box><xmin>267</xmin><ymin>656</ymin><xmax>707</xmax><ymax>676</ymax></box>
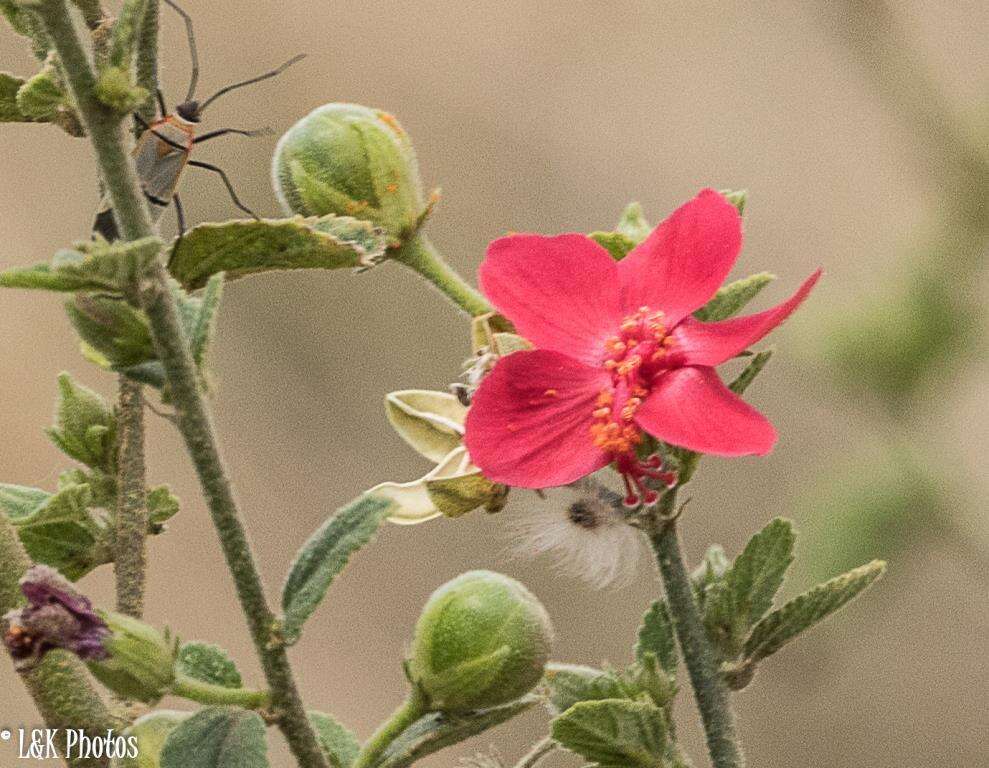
<box><xmin>464</xmin><ymin>189</ymin><xmax>820</xmax><ymax>506</ymax></box>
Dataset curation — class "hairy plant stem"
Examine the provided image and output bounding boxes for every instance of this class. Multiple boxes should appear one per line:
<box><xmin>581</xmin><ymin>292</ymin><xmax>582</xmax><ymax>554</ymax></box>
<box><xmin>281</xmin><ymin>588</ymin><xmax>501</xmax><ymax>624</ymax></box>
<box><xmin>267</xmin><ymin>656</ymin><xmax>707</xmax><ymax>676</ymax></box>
<box><xmin>1</xmin><ymin>513</ymin><xmax>118</xmax><ymax>768</ymax></box>
<box><xmin>352</xmin><ymin>688</ymin><xmax>428</xmax><ymax>768</ymax></box>
<box><xmin>172</xmin><ymin>673</ymin><xmax>272</xmax><ymax>709</ymax></box>
<box><xmin>32</xmin><ymin>3</ymin><xmax>330</xmax><ymax>767</ymax></box>
<box><xmin>513</xmin><ymin>736</ymin><xmax>555</xmax><ymax>768</ymax></box>
<box><xmin>647</xmin><ymin>491</ymin><xmax>745</xmax><ymax>768</ymax></box>
<box><xmin>134</xmin><ymin>0</ymin><xmax>158</xmax><ymax>128</ymax></box>
<box><xmin>114</xmin><ymin>375</ymin><xmax>148</xmax><ymax>617</ymax></box>
<box><xmin>395</xmin><ymin>234</ymin><xmax>492</xmax><ymax>316</ymax></box>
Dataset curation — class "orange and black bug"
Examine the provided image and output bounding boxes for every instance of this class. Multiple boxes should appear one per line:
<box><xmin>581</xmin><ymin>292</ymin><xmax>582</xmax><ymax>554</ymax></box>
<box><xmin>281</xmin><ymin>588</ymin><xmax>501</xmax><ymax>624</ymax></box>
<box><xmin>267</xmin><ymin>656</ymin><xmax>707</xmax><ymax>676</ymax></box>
<box><xmin>93</xmin><ymin>0</ymin><xmax>304</xmax><ymax>242</ymax></box>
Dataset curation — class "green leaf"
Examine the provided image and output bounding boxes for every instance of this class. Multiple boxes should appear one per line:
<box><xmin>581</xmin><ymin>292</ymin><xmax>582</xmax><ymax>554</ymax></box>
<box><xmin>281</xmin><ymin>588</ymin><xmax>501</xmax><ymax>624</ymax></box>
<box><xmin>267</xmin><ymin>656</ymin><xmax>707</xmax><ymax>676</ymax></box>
<box><xmin>743</xmin><ymin>560</ymin><xmax>886</xmax><ymax>663</ymax></box>
<box><xmin>616</xmin><ymin>202</ymin><xmax>651</xmax><ymax>243</ymax></box>
<box><xmin>0</xmin><ymin>237</ymin><xmax>161</xmax><ymax>293</ymax></box>
<box><xmin>543</xmin><ymin>663</ymin><xmax>627</xmax><ymax>714</ymax></box>
<box><xmin>635</xmin><ymin>600</ymin><xmax>678</xmax><ymax>675</ymax></box>
<box><xmin>728</xmin><ymin>349</ymin><xmax>773</xmax><ymax>395</ymax></box>
<box><xmin>589</xmin><ymin>230</ymin><xmax>637</xmax><ymax>261</ymax></box>
<box><xmin>160</xmin><ymin>707</ymin><xmax>268</xmax><ymax>768</ymax></box>
<box><xmin>46</xmin><ymin>372</ymin><xmax>117</xmax><ymax>472</ymax></box>
<box><xmin>375</xmin><ymin>698</ymin><xmax>535</xmax><ymax>768</ymax></box>
<box><xmin>1</xmin><ymin>1</ymin><xmax>33</xmax><ymax>37</ymax></box>
<box><xmin>308</xmin><ymin>712</ymin><xmax>360</xmax><ymax>768</ymax></box>
<box><xmin>117</xmin><ymin>710</ymin><xmax>192</xmax><ymax>768</ymax></box>
<box><xmin>175</xmin><ymin>643</ymin><xmax>243</xmax><ymax>689</ymax></box>
<box><xmin>281</xmin><ymin>495</ymin><xmax>394</xmax><ymax>643</ymax></box>
<box><xmin>17</xmin><ymin>64</ymin><xmax>64</xmax><ymax>121</ymax></box>
<box><xmin>385</xmin><ymin>390</ymin><xmax>466</xmax><ymax>463</ymax></box>
<box><xmin>720</xmin><ymin>188</ymin><xmax>747</xmax><ymax>216</ymax></box>
<box><xmin>691</xmin><ymin>544</ymin><xmax>730</xmax><ymax>599</ymax></box>
<box><xmin>187</xmin><ymin>273</ymin><xmax>224</xmax><ymax>368</ymax></box>
<box><xmin>703</xmin><ymin>519</ymin><xmax>795</xmax><ymax>660</ymax></box>
<box><xmin>168</xmin><ymin>215</ymin><xmax>388</xmax><ymax>290</ymax></box>
<box><xmin>2</xmin><ymin>482</ymin><xmax>107</xmax><ymax>580</ymax></box>
<box><xmin>1</xmin><ymin>71</ymin><xmax>28</xmax><ymax>121</ymax></box>
<box><xmin>694</xmin><ymin>272</ymin><xmax>775</xmax><ymax>322</ymax></box>
<box><xmin>551</xmin><ymin>699</ymin><xmax>668</xmax><ymax>768</ymax></box>
<box><xmin>147</xmin><ymin>486</ymin><xmax>180</xmax><ymax>530</ymax></box>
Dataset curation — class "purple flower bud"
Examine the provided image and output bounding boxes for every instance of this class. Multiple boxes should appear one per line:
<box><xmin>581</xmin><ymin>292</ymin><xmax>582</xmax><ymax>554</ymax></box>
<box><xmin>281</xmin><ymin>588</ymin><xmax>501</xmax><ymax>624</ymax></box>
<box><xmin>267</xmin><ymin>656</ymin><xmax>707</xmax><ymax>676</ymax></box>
<box><xmin>2</xmin><ymin>565</ymin><xmax>110</xmax><ymax>668</ymax></box>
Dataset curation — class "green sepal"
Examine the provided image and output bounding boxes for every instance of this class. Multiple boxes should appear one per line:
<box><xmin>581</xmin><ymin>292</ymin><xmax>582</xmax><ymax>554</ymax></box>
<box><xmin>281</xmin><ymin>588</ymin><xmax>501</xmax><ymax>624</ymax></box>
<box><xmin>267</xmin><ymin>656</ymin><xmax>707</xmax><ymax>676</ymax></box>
<box><xmin>635</xmin><ymin>600</ymin><xmax>678</xmax><ymax>675</ymax></box>
<box><xmin>281</xmin><ymin>495</ymin><xmax>394</xmax><ymax>643</ymax></box>
<box><xmin>551</xmin><ymin>699</ymin><xmax>668</xmax><ymax>768</ymax></box>
<box><xmin>0</xmin><ymin>236</ymin><xmax>161</xmax><ymax>294</ymax></box>
<box><xmin>0</xmin><ymin>482</ymin><xmax>109</xmax><ymax>580</ymax></box>
<box><xmin>542</xmin><ymin>663</ymin><xmax>627</xmax><ymax>714</ymax></box>
<box><xmin>1</xmin><ymin>71</ymin><xmax>28</xmax><ymax>121</ymax></box>
<box><xmin>742</xmin><ymin>560</ymin><xmax>886</xmax><ymax>664</ymax></box>
<box><xmin>728</xmin><ymin>349</ymin><xmax>773</xmax><ymax>394</ymax></box>
<box><xmin>175</xmin><ymin>642</ymin><xmax>242</xmax><ymax>689</ymax></box>
<box><xmin>702</xmin><ymin>519</ymin><xmax>795</xmax><ymax>661</ymax></box>
<box><xmin>167</xmin><ymin>216</ymin><xmax>388</xmax><ymax>290</ymax></box>
<box><xmin>384</xmin><ymin>390</ymin><xmax>466</xmax><ymax>464</ymax></box>
<box><xmin>616</xmin><ymin>202</ymin><xmax>651</xmax><ymax>243</ymax></box>
<box><xmin>308</xmin><ymin>712</ymin><xmax>360</xmax><ymax>768</ymax></box>
<box><xmin>694</xmin><ymin>272</ymin><xmax>775</xmax><ymax>322</ymax></box>
<box><xmin>720</xmin><ymin>188</ymin><xmax>747</xmax><ymax>215</ymax></box>
<box><xmin>46</xmin><ymin>372</ymin><xmax>117</xmax><ymax>472</ymax></box>
<box><xmin>589</xmin><ymin>230</ymin><xmax>637</xmax><ymax>261</ymax></box>
<box><xmin>147</xmin><ymin>486</ymin><xmax>180</xmax><ymax>532</ymax></box>
<box><xmin>160</xmin><ymin>707</ymin><xmax>269</xmax><ymax>768</ymax></box>
<box><xmin>374</xmin><ymin>698</ymin><xmax>535</xmax><ymax>768</ymax></box>
<box><xmin>95</xmin><ymin>66</ymin><xmax>148</xmax><ymax>113</ymax></box>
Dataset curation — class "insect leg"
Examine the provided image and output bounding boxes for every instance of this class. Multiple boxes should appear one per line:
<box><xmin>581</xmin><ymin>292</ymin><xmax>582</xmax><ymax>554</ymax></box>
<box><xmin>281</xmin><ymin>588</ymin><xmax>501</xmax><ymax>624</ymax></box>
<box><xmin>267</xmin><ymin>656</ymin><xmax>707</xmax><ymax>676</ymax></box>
<box><xmin>187</xmin><ymin>160</ymin><xmax>259</xmax><ymax>220</ymax></box>
<box><xmin>173</xmin><ymin>193</ymin><xmax>187</xmax><ymax>236</ymax></box>
<box><xmin>193</xmin><ymin>127</ymin><xmax>273</xmax><ymax>144</ymax></box>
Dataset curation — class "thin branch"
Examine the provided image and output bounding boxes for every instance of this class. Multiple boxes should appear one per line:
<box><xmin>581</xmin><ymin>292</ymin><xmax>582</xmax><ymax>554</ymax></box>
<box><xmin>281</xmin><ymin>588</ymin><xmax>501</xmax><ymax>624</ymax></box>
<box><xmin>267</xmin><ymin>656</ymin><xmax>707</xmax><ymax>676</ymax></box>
<box><xmin>512</xmin><ymin>737</ymin><xmax>555</xmax><ymax>768</ymax></box>
<box><xmin>114</xmin><ymin>375</ymin><xmax>148</xmax><ymax>617</ymax></box>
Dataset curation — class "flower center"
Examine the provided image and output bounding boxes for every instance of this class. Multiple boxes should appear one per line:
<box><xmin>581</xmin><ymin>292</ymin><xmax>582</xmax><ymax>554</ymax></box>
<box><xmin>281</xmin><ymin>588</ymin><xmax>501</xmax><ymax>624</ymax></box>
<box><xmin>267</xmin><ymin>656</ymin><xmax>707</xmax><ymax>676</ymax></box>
<box><xmin>589</xmin><ymin>306</ymin><xmax>678</xmax><ymax>507</ymax></box>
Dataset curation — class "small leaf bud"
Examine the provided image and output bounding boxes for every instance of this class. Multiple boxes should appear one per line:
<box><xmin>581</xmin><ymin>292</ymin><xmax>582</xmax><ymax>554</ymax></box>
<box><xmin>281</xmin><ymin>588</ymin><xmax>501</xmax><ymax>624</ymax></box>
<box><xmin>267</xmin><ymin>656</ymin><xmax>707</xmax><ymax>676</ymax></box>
<box><xmin>87</xmin><ymin>612</ymin><xmax>177</xmax><ymax>704</ymax></box>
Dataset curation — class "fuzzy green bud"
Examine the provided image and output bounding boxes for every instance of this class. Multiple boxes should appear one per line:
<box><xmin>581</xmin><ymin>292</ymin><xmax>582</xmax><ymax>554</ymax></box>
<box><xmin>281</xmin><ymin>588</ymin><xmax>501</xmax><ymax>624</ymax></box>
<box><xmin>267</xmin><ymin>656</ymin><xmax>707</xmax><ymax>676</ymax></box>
<box><xmin>408</xmin><ymin>570</ymin><xmax>553</xmax><ymax>713</ymax></box>
<box><xmin>272</xmin><ymin>103</ymin><xmax>428</xmax><ymax>248</ymax></box>
<box><xmin>88</xmin><ymin>612</ymin><xmax>176</xmax><ymax>703</ymax></box>
<box><xmin>46</xmin><ymin>372</ymin><xmax>117</xmax><ymax>473</ymax></box>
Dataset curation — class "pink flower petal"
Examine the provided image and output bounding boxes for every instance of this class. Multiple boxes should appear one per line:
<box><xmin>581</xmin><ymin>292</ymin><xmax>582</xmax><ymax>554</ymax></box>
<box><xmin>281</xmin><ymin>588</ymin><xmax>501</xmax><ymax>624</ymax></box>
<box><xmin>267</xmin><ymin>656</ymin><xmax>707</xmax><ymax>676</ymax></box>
<box><xmin>618</xmin><ymin>189</ymin><xmax>742</xmax><ymax>325</ymax></box>
<box><xmin>635</xmin><ymin>366</ymin><xmax>777</xmax><ymax>456</ymax></box>
<box><xmin>670</xmin><ymin>269</ymin><xmax>822</xmax><ymax>366</ymax></box>
<box><xmin>464</xmin><ymin>350</ymin><xmax>611</xmax><ymax>487</ymax></box>
<box><xmin>479</xmin><ymin>234</ymin><xmax>622</xmax><ymax>365</ymax></box>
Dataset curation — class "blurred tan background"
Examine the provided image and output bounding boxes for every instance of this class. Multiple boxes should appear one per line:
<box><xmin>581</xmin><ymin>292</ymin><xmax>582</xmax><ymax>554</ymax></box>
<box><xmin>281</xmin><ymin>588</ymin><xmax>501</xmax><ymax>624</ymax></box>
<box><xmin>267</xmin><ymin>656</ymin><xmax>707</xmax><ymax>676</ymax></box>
<box><xmin>2</xmin><ymin>1</ymin><xmax>987</xmax><ymax>766</ymax></box>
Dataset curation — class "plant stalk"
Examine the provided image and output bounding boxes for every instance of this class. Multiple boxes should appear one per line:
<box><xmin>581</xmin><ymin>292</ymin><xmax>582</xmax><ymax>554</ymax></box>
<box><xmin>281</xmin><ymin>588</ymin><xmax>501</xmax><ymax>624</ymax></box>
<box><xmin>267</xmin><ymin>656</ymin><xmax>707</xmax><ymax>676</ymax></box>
<box><xmin>648</xmin><ymin>491</ymin><xmax>745</xmax><ymax>768</ymax></box>
<box><xmin>114</xmin><ymin>375</ymin><xmax>148</xmax><ymax>617</ymax></box>
<box><xmin>172</xmin><ymin>673</ymin><xmax>272</xmax><ymax>709</ymax></box>
<box><xmin>1</xmin><ymin>513</ymin><xmax>118</xmax><ymax>768</ymax></box>
<box><xmin>32</xmin><ymin>3</ymin><xmax>330</xmax><ymax>766</ymax></box>
<box><xmin>352</xmin><ymin>688</ymin><xmax>428</xmax><ymax>768</ymax></box>
<box><xmin>395</xmin><ymin>234</ymin><xmax>492</xmax><ymax>316</ymax></box>
<box><xmin>513</xmin><ymin>736</ymin><xmax>555</xmax><ymax>768</ymax></box>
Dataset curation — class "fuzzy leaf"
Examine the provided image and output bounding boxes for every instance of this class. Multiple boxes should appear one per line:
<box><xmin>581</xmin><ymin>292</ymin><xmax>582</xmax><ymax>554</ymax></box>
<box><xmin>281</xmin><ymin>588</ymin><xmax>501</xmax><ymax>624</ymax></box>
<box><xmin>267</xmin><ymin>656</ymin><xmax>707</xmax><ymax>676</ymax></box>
<box><xmin>281</xmin><ymin>495</ymin><xmax>394</xmax><ymax>643</ymax></box>
<box><xmin>168</xmin><ymin>215</ymin><xmax>387</xmax><ymax>290</ymax></box>
<box><xmin>589</xmin><ymin>230</ymin><xmax>637</xmax><ymax>261</ymax></box>
<box><xmin>703</xmin><ymin>519</ymin><xmax>795</xmax><ymax>660</ymax></box>
<box><xmin>551</xmin><ymin>699</ymin><xmax>668</xmax><ymax>768</ymax></box>
<box><xmin>0</xmin><ymin>1</ymin><xmax>32</xmax><ymax>36</ymax></box>
<box><xmin>187</xmin><ymin>273</ymin><xmax>224</xmax><ymax>367</ymax></box>
<box><xmin>616</xmin><ymin>202</ymin><xmax>651</xmax><ymax>243</ymax></box>
<box><xmin>175</xmin><ymin>643</ymin><xmax>242</xmax><ymax>689</ymax></box>
<box><xmin>160</xmin><ymin>707</ymin><xmax>268</xmax><ymax>768</ymax></box>
<box><xmin>17</xmin><ymin>64</ymin><xmax>64</xmax><ymax>121</ymax></box>
<box><xmin>694</xmin><ymin>272</ymin><xmax>775</xmax><ymax>322</ymax></box>
<box><xmin>543</xmin><ymin>664</ymin><xmax>627</xmax><ymax>715</ymax></box>
<box><xmin>46</xmin><ymin>372</ymin><xmax>117</xmax><ymax>472</ymax></box>
<box><xmin>0</xmin><ymin>237</ymin><xmax>161</xmax><ymax>294</ymax></box>
<box><xmin>728</xmin><ymin>349</ymin><xmax>773</xmax><ymax>395</ymax></box>
<box><xmin>743</xmin><ymin>560</ymin><xmax>886</xmax><ymax>663</ymax></box>
<box><xmin>2</xmin><ymin>482</ymin><xmax>107</xmax><ymax>580</ymax></box>
<box><xmin>635</xmin><ymin>600</ymin><xmax>678</xmax><ymax>674</ymax></box>
<box><xmin>375</xmin><ymin>698</ymin><xmax>535</xmax><ymax>768</ymax></box>
<box><xmin>147</xmin><ymin>486</ymin><xmax>180</xmax><ymax>530</ymax></box>
<box><xmin>1</xmin><ymin>71</ymin><xmax>28</xmax><ymax>121</ymax></box>
<box><xmin>385</xmin><ymin>390</ymin><xmax>466</xmax><ymax>463</ymax></box>
<box><xmin>309</xmin><ymin>712</ymin><xmax>360</xmax><ymax>768</ymax></box>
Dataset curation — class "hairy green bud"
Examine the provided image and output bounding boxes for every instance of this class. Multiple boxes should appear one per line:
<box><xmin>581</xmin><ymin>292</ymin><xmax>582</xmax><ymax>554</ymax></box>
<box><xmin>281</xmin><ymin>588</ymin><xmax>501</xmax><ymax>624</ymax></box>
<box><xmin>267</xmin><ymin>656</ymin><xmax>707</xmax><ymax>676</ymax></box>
<box><xmin>112</xmin><ymin>710</ymin><xmax>191</xmax><ymax>768</ymax></box>
<box><xmin>88</xmin><ymin>612</ymin><xmax>177</xmax><ymax>703</ymax></box>
<box><xmin>408</xmin><ymin>570</ymin><xmax>553</xmax><ymax>713</ymax></box>
<box><xmin>272</xmin><ymin>103</ymin><xmax>428</xmax><ymax>248</ymax></box>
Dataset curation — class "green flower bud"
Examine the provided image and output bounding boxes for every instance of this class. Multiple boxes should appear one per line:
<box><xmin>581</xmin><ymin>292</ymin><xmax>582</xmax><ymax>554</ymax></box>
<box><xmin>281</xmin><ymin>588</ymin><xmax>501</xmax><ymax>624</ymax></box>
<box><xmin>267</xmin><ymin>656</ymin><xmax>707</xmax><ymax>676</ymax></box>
<box><xmin>88</xmin><ymin>612</ymin><xmax>177</xmax><ymax>704</ymax></box>
<box><xmin>46</xmin><ymin>372</ymin><xmax>117</xmax><ymax>473</ymax></box>
<box><xmin>272</xmin><ymin>103</ymin><xmax>428</xmax><ymax>247</ymax></box>
<box><xmin>408</xmin><ymin>570</ymin><xmax>553</xmax><ymax>713</ymax></box>
<box><xmin>112</xmin><ymin>710</ymin><xmax>191</xmax><ymax>768</ymax></box>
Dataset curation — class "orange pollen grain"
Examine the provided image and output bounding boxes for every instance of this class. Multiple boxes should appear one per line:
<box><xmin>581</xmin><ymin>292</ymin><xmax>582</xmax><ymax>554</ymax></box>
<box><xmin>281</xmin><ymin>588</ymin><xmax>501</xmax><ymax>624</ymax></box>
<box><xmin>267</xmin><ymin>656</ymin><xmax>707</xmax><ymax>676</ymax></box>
<box><xmin>543</xmin><ymin>388</ymin><xmax>558</xmax><ymax>398</ymax></box>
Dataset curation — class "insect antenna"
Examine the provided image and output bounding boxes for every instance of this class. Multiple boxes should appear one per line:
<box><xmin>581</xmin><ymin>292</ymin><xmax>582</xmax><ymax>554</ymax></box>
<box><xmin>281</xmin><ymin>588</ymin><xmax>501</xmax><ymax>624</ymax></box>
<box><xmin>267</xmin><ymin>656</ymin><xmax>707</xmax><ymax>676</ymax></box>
<box><xmin>198</xmin><ymin>53</ymin><xmax>306</xmax><ymax>114</ymax></box>
<box><xmin>162</xmin><ymin>0</ymin><xmax>199</xmax><ymax>102</ymax></box>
